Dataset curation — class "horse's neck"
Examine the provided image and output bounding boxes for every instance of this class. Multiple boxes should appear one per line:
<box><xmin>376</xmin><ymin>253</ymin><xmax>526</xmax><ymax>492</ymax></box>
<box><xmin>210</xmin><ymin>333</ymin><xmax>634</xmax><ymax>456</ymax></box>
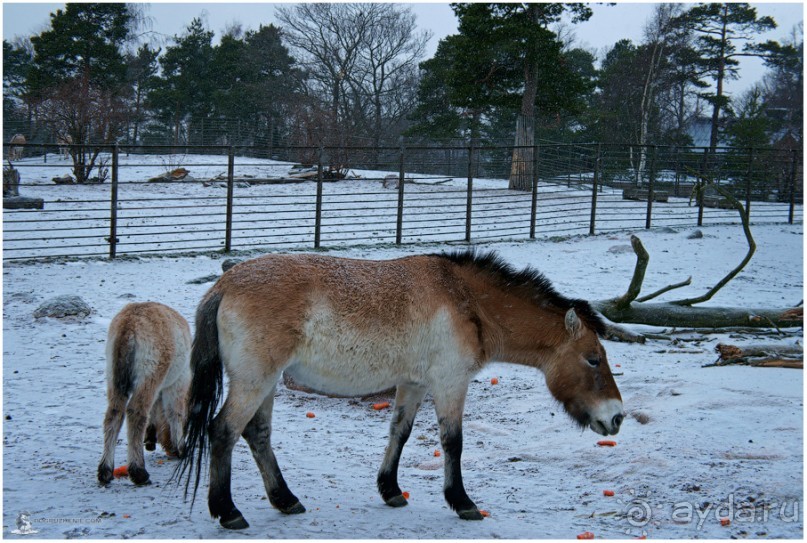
<box><xmin>459</xmin><ymin>268</ymin><xmax>564</xmax><ymax>369</ymax></box>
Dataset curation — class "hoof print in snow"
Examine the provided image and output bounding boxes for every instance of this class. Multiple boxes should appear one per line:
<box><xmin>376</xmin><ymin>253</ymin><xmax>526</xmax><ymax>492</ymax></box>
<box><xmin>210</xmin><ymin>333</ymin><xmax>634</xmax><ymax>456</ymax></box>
<box><xmin>33</xmin><ymin>295</ymin><xmax>91</xmax><ymax>320</ymax></box>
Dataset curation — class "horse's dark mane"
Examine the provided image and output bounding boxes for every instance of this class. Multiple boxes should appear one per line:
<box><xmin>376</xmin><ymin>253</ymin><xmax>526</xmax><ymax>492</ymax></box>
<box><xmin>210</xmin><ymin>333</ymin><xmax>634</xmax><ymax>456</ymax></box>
<box><xmin>434</xmin><ymin>248</ymin><xmax>607</xmax><ymax>337</ymax></box>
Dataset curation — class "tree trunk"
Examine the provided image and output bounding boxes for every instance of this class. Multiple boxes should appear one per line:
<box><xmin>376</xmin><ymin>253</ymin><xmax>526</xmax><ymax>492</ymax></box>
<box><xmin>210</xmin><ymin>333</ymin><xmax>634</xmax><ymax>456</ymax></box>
<box><xmin>708</xmin><ymin>6</ymin><xmax>729</xmax><ymax>153</ymax></box>
<box><xmin>509</xmin><ymin>4</ymin><xmax>540</xmax><ymax>192</ymax></box>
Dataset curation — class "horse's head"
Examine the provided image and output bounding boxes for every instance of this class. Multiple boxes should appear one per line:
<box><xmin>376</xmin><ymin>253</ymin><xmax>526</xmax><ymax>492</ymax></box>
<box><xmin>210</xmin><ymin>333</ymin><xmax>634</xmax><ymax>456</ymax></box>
<box><xmin>543</xmin><ymin>309</ymin><xmax>623</xmax><ymax>436</ymax></box>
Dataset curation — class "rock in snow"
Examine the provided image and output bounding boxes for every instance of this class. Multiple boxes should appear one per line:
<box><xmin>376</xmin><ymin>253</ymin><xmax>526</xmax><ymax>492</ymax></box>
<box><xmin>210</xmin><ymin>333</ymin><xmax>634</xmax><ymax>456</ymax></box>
<box><xmin>32</xmin><ymin>295</ymin><xmax>91</xmax><ymax>319</ymax></box>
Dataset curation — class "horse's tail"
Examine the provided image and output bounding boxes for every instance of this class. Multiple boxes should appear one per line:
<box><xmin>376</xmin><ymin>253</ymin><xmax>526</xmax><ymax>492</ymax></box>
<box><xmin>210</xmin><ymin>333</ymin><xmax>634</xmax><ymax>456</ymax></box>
<box><xmin>173</xmin><ymin>291</ymin><xmax>224</xmax><ymax>507</ymax></box>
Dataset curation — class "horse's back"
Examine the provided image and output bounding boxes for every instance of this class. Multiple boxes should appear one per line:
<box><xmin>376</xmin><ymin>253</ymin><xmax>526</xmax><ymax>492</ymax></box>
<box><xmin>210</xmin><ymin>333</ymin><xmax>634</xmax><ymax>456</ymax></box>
<box><xmin>213</xmin><ymin>254</ymin><xmax>480</xmax><ymax>395</ymax></box>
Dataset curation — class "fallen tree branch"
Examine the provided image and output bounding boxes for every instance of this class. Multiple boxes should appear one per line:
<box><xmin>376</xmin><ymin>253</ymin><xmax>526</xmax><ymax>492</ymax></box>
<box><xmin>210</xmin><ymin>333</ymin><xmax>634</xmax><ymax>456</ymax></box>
<box><xmin>636</xmin><ymin>276</ymin><xmax>692</xmax><ymax>303</ymax></box>
<box><xmin>671</xmin><ymin>177</ymin><xmax>755</xmax><ymax>306</ymax></box>
<box><xmin>612</xmin><ymin>235</ymin><xmax>649</xmax><ymax>309</ymax></box>
<box><xmin>593</xmin><ymin>300</ymin><xmax>803</xmax><ymax>329</ymax></box>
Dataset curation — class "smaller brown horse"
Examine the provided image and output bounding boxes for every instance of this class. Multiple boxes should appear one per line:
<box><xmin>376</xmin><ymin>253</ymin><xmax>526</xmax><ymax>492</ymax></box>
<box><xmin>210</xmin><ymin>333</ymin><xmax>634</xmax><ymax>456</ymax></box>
<box><xmin>176</xmin><ymin>250</ymin><xmax>623</xmax><ymax>529</ymax></box>
<box><xmin>98</xmin><ymin>302</ymin><xmax>191</xmax><ymax>486</ymax></box>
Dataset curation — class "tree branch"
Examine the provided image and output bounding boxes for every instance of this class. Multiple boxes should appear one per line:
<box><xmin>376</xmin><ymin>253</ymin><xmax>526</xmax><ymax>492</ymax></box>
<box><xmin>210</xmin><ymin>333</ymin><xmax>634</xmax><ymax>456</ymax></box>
<box><xmin>636</xmin><ymin>276</ymin><xmax>693</xmax><ymax>303</ymax></box>
<box><xmin>612</xmin><ymin>235</ymin><xmax>649</xmax><ymax>310</ymax></box>
<box><xmin>672</xmin><ymin>179</ymin><xmax>755</xmax><ymax>306</ymax></box>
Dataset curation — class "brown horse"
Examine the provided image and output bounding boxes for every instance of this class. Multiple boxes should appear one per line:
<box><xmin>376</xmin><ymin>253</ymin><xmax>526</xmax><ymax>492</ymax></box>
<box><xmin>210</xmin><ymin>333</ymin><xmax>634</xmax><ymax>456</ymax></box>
<box><xmin>176</xmin><ymin>250</ymin><xmax>623</xmax><ymax>529</ymax></box>
<box><xmin>98</xmin><ymin>302</ymin><xmax>192</xmax><ymax>486</ymax></box>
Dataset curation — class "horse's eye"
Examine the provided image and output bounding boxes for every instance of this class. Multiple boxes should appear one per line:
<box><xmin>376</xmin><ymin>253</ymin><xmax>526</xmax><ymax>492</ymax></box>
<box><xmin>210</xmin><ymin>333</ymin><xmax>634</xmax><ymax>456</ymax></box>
<box><xmin>587</xmin><ymin>358</ymin><xmax>600</xmax><ymax>368</ymax></box>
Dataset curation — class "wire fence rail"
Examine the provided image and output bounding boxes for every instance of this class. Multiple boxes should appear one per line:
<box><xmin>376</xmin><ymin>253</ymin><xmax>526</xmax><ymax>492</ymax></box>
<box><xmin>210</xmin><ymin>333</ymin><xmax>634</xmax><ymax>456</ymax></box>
<box><xmin>2</xmin><ymin>142</ymin><xmax>802</xmax><ymax>262</ymax></box>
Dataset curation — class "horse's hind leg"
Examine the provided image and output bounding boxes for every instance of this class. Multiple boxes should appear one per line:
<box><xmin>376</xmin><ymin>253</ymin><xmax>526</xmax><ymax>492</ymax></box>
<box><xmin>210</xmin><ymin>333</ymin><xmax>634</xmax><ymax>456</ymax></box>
<box><xmin>377</xmin><ymin>384</ymin><xmax>426</xmax><ymax>507</ymax></box>
<box><xmin>125</xmin><ymin>380</ymin><xmax>160</xmax><ymax>485</ymax></box>
<box><xmin>98</xmin><ymin>387</ymin><xmax>127</xmax><ymax>484</ymax></box>
<box><xmin>433</xmin><ymin>382</ymin><xmax>482</xmax><ymax>520</ymax></box>
<box><xmin>242</xmin><ymin>384</ymin><xmax>305</xmax><ymax>515</ymax></box>
<box><xmin>208</xmin><ymin>381</ymin><xmax>269</xmax><ymax>530</ymax></box>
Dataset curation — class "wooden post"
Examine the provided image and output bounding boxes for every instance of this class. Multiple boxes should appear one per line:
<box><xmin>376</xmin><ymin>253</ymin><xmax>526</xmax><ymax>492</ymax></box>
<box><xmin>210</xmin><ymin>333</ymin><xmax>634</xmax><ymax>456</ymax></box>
<box><xmin>108</xmin><ymin>145</ymin><xmax>119</xmax><ymax>259</ymax></box>
<box><xmin>645</xmin><ymin>145</ymin><xmax>657</xmax><ymax>230</ymax></box>
<box><xmin>530</xmin><ymin>144</ymin><xmax>539</xmax><ymax>239</ymax></box>
<box><xmin>396</xmin><ymin>143</ymin><xmax>405</xmax><ymax>245</ymax></box>
<box><xmin>224</xmin><ymin>146</ymin><xmax>235</xmax><ymax>253</ymax></box>
<box><xmin>314</xmin><ymin>146</ymin><xmax>324</xmax><ymax>248</ymax></box>
<box><xmin>745</xmin><ymin>147</ymin><xmax>754</xmax><ymax>220</ymax></box>
<box><xmin>788</xmin><ymin>149</ymin><xmax>798</xmax><ymax>224</ymax></box>
<box><xmin>465</xmin><ymin>144</ymin><xmax>474</xmax><ymax>243</ymax></box>
<box><xmin>590</xmin><ymin>144</ymin><xmax>601</xmax><ymax>236</ymax></box>
<box><xmin>698</xmin><ymin>147</ymin><xmax>708</xmax><ymax>227</ymax></box>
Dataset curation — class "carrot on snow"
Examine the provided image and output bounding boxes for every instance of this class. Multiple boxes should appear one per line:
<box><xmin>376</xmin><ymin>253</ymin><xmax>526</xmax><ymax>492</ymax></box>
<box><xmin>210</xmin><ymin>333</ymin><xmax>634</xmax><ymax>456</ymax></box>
<box><xmin>490</xmin><ymin>377</ymin><xmax>499</xmax><ymax>385</ymax></box>
<box><xmin>372</xmin><ymin>402</ymin><xmax>391</xmax><ymax>410</ymax></box>
<box><xmin>480</xmin><ymin>510</ymin><xmax>491</xmax><ymax>518</ymax></box>
<box><xmin>577</xmin><ymin>531</ymin><xmax>595</xmax><ymax>539</ymax></box>
<box><xmin>434</xmin><ymin>450</ymin><xmax>441</xmax><ymax>457</ymax></box>
<box><xmin>402</xmin><ymin>491</ymin><xmax>410</xmax><ymax>500</ymax></box>
<box><xmin>597</xmin><ymin>440</ymin><xmax>617</xmax><ymax>447</ymax></box>
<box><xmin>603</xmin><ymin>490</ymin><xmax>615</xmax><ymax>497</ymax></box>
<box><xmin>305</xmin><ymin>412</ymin><xmax>316</xmax><ymax>418</ymax></box>
<box><xmin>113</xmin><ymin>465</ymin><xmax>128</xmax><ymax>478</ymax></box>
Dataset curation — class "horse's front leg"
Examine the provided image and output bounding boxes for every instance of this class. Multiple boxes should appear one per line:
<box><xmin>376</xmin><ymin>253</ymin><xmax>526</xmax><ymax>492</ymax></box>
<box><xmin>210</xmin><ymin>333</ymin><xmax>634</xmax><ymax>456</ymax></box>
<box><xmin>377</xmin><ymin>383</ymin><xmax>426</xmax><ymax>507</ymax></box>
<box><xmin>433</xmin><ymin>382</ymin><xmax>483</xmax><ymax>520</ymax></box>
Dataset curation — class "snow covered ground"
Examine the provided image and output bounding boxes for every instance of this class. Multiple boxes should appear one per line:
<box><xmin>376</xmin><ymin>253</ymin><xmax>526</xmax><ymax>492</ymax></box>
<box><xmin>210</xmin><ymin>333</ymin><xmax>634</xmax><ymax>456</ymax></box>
<box><xmin>3</xmin><ymin>217</ymin><xmax>803</xmax><ymax>538</ymax></box>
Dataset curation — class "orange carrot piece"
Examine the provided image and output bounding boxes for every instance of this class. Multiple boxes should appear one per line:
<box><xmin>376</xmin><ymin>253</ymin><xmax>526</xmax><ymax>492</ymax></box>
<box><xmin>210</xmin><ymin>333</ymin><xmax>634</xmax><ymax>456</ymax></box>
<box><xmin>603</xmin><ymin>490</ymin><xmax>615</xmax><ymax>497</ymax></box>
<box><xmin>490</xmin><ymin>377</ymin><xmax>499</xmax><ymax>385</ymax></box>
<box><xmin>720</xmin><ymin>517</ymin><xmax>731</xmax><ymax>526</ymax></box>
<box><xmin>577</xmin><ymin>531</ymin><xmax>595</xmax><ymax>539</ymax></box>
<box><xmin>373</xmin><ymin>402</ymin><xmax>391</xmax><ymax>410</ymax></box>
<box><xmin>597</xmin><ymin>440</ymin><xmax>617</xmax><ymax>447</ymax></box>
<box><xmin>480</xmin><ymin>510</ymin><xmax>491</xmax><ymax>518</ymax></box>
<box><xmin>305</xmin><ymin>412</ymin><xmax>315</xmax><ymax>418</ymax></box>
<box><xmin>402</xmin><ymin>491</ymin><xmax>410</xmax><ymax>500</ymax></box>
<box><xmin>113</xmin><ymin>465</ymin><xmax>128</xmax><ymax>478</ymax></box>
<box><xmin>434</xmin><ymin>450</ymin><xmax>441</xmax><ymax>457</ymax></box>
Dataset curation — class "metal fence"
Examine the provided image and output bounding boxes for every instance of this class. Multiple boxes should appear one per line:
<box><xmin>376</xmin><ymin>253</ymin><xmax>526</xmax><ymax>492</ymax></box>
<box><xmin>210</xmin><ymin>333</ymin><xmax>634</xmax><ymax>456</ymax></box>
<box><xmin>2</xmin><ymin>142</ymin><xmax>802</xmax><ymax>261</ymax></box>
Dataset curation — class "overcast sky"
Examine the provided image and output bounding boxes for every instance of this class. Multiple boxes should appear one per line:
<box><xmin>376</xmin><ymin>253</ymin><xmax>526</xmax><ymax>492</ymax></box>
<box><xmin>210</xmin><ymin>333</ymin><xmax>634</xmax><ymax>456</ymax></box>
<box><xmin>2</xmin><ymin>2</ymin><xmax>803</xmax><ymax>95</ymax></box>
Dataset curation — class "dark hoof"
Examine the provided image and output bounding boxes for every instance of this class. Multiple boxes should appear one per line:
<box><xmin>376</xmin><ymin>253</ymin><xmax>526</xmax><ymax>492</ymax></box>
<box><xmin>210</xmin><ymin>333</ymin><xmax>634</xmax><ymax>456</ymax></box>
<box><xmin>384</xmin><ymin>494</ymin><xmax>408</xmax><ymax>508</ymax></box>
<box><xmin>97</xmin><ymin>465</ymin><xmax>113</xmax><ymax>485</ymax></box>
<box><xmin>128</xmin><ymin>465</ymin><xmax>151</xmax><ymax>486</ymax></box>
<box><xmin>279</xmin><ymin>501</ymin><xmax>306</xmax><ymax>515</ymax></box>
<box><xmin>220</xmin><ymin>513</ymin><xmax>250</xmax><ymax>530</ymax></box>
<box><xmin>458</xmin><ymin>508</ymin><xmax>484</xmax><ymax>521</ymax></box>
<box><xmin>144</xmin><ymin>442</ymin><xmax>156</xmax><ymax>452</ymax></box>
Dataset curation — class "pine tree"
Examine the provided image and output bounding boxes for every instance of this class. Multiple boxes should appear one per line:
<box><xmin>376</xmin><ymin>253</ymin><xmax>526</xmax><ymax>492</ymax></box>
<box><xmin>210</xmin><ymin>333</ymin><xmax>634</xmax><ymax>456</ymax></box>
<box><xmin>673</xmin><ymin>3</ymin><xmax>779</xmax><ymax>152</ymax></box>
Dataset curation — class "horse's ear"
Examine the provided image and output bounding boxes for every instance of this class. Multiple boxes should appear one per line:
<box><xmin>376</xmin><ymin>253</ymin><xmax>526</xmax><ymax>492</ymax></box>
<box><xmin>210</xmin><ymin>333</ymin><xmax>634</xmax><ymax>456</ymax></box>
<box><xmin>565</xmin><ymin>308</ymin><xmax>582</xmax><ymax>339</ymax></box>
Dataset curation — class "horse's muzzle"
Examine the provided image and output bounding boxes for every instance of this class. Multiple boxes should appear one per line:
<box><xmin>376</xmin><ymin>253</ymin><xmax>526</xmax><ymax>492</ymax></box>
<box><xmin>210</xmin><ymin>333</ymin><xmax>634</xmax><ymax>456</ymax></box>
<box><xmin>589</xmin><ymin>400</ymin><xmax>624</xmax><ymax>436</ymax></box>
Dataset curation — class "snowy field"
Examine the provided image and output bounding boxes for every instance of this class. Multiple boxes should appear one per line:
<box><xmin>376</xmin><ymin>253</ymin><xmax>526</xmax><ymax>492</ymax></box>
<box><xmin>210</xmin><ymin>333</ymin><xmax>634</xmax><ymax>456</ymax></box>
<box><xmin>4</xmin><ymin>152</ymin><xmax>801</xmax><ymax>260</ymax></box>
<box><xmin>2</xmin><ymin>217</ymin><xmax>803</xmax><ymax>538</ymax></box>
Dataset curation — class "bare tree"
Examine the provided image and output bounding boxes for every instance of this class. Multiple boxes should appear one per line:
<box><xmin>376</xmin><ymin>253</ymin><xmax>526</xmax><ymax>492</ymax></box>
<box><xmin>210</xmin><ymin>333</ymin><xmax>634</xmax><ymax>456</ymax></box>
<box><xmin>276</xmin><ymin>3</ymin><xmax>429</xmax><ymax>150</ymax></box>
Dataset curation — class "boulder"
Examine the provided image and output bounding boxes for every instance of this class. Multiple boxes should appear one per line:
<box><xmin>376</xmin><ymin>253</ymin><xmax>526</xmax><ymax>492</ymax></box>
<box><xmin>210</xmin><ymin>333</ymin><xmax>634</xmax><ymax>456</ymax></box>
<box><xmin>33</xmin><ymin>295</ymin><xmax>91</xmax><ymax>319</ymax></box>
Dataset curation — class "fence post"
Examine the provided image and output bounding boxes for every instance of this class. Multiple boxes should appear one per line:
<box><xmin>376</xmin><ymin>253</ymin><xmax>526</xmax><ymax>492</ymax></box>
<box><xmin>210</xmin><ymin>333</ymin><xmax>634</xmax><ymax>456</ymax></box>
<box><xmin>224</xmin><ymin>146</ymin><xmax>235</xmax><ymax>253</ymax></box>
<box><xmin>645</xmin><ymin>145</ymin><xmax>657</xmax><ymax>230</ymax></box>
<box><xmin>314</xmin><ymin>146</ymin><xmax>324</xmax><ymax>248</ymax></box>
<box><xmin>745</xmin><ymin>147</ymin><xmax>754</xmax><ymax>220</ymax></box>
<box><xmin>589</xmin><ymin>144</ymin><xmax>601</xmax><ymax>236</ymax></box>
<box><xmin>108</xmin><ymin>144</ymin><xmax>119</xmax><ymax>259</ymax></box>
<box><xmin>698</xmin><ymin>148</ymin><xmax>708</xmax><ymax>227</ymax></box>
<box><xmin>396</xmin><ymin>143</ymin><xmax>405</xmax><ymax>245</ymax></box>
<box><xmin>789</xmin><ymin>149</ymin><xmax>798</xmax><ymax>224</ymax></box>
<box><xmin>465</xmin><ymin>144</ymin><xmax>474</xmax><ymax>243</ymax></box>
<box><xmin>530</xmin><ymin>144</ymin><xmax>539</xmax><ymax>239</ymax></box>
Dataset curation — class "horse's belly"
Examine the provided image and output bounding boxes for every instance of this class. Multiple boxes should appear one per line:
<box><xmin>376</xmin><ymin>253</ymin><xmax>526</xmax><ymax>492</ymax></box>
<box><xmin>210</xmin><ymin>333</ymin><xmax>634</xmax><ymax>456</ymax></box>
<box><xmin>285</xmin><ymin>306</ymin><xmax>460</xmax><ymax>396</ymax></box>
